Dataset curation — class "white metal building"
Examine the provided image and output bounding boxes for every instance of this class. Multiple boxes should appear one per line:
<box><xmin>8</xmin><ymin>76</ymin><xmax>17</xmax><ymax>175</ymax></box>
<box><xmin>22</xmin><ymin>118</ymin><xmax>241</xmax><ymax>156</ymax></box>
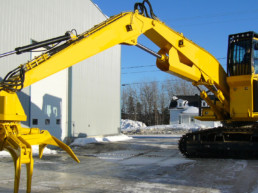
<box><xmin>0</xmin><ymin>0</ymin><xmax>121</xmax><ymax>141</ymax></box>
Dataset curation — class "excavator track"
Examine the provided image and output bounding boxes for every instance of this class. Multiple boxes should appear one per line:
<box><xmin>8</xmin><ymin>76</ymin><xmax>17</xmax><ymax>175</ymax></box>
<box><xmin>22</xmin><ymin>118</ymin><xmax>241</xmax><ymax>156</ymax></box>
<box><xmin>178</xmin><ymin>124</ymin><xmax>258</xmax><ymax>159</ymax></box>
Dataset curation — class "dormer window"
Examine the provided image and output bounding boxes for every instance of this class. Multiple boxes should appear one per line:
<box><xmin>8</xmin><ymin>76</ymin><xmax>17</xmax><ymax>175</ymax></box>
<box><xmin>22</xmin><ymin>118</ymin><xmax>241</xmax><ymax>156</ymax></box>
<box><xmin>177</xmin><ymin>99</ymin><xmax>188</xmax><ymax>109</ymax></box>
<box><xmin>201</xmin><ymin>100</ymin><xmax>209</xmax><ymax>107</ymax></box>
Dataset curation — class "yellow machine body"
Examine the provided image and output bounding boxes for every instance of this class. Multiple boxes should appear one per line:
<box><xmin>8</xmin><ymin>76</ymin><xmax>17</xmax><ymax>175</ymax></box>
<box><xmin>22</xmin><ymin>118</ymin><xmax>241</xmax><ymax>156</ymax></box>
<box><xmin>0</xmin><ymin>91</ymin><xmax>26</xmax><ymax>121</ymax></box>
<box><xmin>0</xmin><ymin>1</ymin><xmax>257</xmax><ymax>192</ymax></box>
<box><xmin>227</xmin><ymin>75</ymin><xmax>258</xmax><ymax>121</ymax></box>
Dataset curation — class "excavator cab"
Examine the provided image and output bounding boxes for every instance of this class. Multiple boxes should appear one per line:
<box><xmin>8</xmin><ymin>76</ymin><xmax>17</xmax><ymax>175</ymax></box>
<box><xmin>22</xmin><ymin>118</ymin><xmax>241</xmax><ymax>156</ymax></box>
<box><xmin>227</xmin><ymin>31</ymin><xmax>258</xmax><ymax>120</ymax></box>
<box><xmin>227</xmin><ymin>31</ymin><xmax>258</xmax><ymax>76</ymax></box>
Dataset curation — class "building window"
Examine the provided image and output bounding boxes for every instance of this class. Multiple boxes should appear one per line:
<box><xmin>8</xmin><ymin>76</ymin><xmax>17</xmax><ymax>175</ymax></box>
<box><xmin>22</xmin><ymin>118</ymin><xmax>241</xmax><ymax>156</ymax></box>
<box><xmin>191</xmin><ymin>117</ymin><xmax>195</xmax><ymax>123</ymax></box>
<box><xmin>32</xmin><ymin>119</ymin><xmax>38</xmax><ymax>125</ymax></box>
<box><xmin>56</xmin><ymin>119</ymin><xmax>61</xmax><ymax>125</ymax></box>
<box><xmin>45</xmin><ymin>119</ymin><xmax>50</xmax><ymax>125</ymax></box>
<box><xmin>202</xmin><ymin>101</ymin><xmax>208</xmax><ymax>107</ymax></box>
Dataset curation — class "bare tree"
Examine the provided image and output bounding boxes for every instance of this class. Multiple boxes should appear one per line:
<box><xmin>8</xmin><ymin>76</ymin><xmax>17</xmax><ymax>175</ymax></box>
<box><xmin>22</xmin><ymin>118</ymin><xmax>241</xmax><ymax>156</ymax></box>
<box><xmin>151</xmin><ymin>81</ymin><xmax>159</xmax><ymax>125</ymax></box>
<box><xmin>136</xmin><ymin>101</ymin><xmax>143</xmax><ymax>121</ymax></box>
<box><xmin>122</xmin><ymin>85</ymin><xmax>138</xmax><ymax>120</ymax></box>
<box><xmin>164</xmin><ymin>78</ymin><xmax>177</xmax><ymax>99</ymax></box>
<box><xmin>159</xmin><ymin>83</ymin><xmax>170</xmax><ymax>124</ymax></box>
<box><xmin>163</xmin><ymin>78</ymin><xmax>198</xmax><ymax>96</ymax></box>
<box><xmin>121</xmin><ymin>87</ymin><xmax>128</xmax><ymax>118</ymax></box>
<box><xmin>121</xmin><ymin>77</ymin><xmax>199</xmax><ymax>126</ymax></box>
<box><xmin>138</xmin><ymin>81</ymin><xmax>161</xmax><ymax>125</ymax></box>
<box><xmin>139</xmin><ymin>82</ymin><xmax>154</xmax><ymax>125</ymax></box>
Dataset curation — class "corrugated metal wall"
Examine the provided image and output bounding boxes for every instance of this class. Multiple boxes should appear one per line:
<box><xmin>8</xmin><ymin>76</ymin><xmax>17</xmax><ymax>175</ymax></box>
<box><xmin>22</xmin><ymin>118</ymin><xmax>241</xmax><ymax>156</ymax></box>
<box><xmin>70</xmin><ymin>46</ymin><xmax>121</xmax><ymax>137</ymax></box>
<box><xmin>0</xmin><ymin>0</ymin><xmax>121</xmax><ymax>139</ymax></box>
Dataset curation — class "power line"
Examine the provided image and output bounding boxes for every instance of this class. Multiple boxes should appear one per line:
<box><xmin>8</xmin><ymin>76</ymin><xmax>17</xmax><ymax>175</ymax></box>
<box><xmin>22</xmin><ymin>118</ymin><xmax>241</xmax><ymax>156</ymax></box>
<box><xmin>121</xmin><ymin>79</ymin><xmax>178</xmax><ymax>86</ymax></box>
<box><xmin>121</xmin><ymin>57</ymin><xmax>227</xmax><ymax>71</ymax></box>
<box><xmin>122</xmin><ymin>70</ymin><xmax>160</xmax><ymax>75</ymax></box>
<box><xmin>122</xmin><ymin>64</ymin><xmax>155</xmax><ymax>69</ymax></box>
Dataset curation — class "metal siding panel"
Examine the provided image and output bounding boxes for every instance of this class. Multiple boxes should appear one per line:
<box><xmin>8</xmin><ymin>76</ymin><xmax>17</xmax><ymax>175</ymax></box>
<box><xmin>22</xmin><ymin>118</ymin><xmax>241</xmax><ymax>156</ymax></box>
<box><xmin>0</xmin><ymin>0</ymin><xmax>121</xmax><ymax>138</ymax></box>
<box><xmin>30</xmin><ymin>69</ymin><xmax>68</xmax><ymax>140</ymax></box>
<box><xmin>71</xmin><ymin>45</ymin><xmax>121</xmax><ymax>137</ymax></box>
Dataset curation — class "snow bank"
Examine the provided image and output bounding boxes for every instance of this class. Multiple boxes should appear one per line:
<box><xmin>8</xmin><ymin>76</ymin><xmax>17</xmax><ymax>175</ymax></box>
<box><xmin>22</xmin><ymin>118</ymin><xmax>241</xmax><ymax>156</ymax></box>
<box><xmin>121</xmin><ymin>119</ymin><xmax>147</xmax><ymax>131</ymax></box>
<box><xmin>145</xmin><ymin>123</ymin><xmax>206</xmax><ymax>130</ymax></box>
<box><xmin>0</xmin><ymin>145</ymin><xmax>57</xmax><ymax>157</ymax></box>
<box><xmin>71</xmin><ymin>134</ymin><xmax>132</xmax><ymax>147</ymax></box>
<box><xmin>121</xmin><ymin>119</ymin><xmax>207</xmax><ymax>132</ymax></box>
<box><xmin>0</xmin><ymin>151</ymin><xmax>11</xmax><ymax>157</ymax></box>
<box><xmin>32</xmin><ymin>145</ymin><xmax>57</xmax><ymax>156</ymax></box>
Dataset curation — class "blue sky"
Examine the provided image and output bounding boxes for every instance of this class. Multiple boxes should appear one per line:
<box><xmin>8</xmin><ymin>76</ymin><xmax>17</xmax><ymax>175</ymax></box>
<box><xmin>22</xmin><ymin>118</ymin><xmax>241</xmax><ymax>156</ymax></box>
<box><xmin>93</xmin><ymin>0</ymin><xmax>258</xmax><ymax>86</ymax></box>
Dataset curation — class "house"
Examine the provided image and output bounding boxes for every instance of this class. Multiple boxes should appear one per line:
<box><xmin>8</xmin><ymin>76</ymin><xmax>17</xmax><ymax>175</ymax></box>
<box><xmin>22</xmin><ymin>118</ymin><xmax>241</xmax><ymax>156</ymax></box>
<box><xmin>169</xmin><ymin>95</ymin><xmax>221</xmax><ymax>128</ymax></box>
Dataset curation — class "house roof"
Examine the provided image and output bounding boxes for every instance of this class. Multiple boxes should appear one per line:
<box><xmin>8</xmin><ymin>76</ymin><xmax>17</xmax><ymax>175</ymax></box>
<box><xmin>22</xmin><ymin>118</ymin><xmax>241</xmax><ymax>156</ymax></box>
<box><xmin>169</xmin><ymin>94</ymin><xmax>216</xmax><ymax>109</ymax></box>
<box><xmin>182</xmin><ymin>106</ymin><xmax>199</xmax><ymax>114</ymax></box>
<box><xmin>169</xmin><ymin>95</ymin><xmax>200</xmax><ymax>109</ymax></box>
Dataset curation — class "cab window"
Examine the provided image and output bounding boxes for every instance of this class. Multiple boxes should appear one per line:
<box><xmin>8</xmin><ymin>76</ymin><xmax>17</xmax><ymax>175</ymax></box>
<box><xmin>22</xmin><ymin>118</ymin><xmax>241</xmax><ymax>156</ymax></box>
<box><xmin>228</xmin><ymin>39</ymin><xmax>251</xmax><ymax>76</ymax></box>
<box><xmin>254</xmin><ymin>41</ymin><xmax>258</xmax><ymax>74</ymax></box>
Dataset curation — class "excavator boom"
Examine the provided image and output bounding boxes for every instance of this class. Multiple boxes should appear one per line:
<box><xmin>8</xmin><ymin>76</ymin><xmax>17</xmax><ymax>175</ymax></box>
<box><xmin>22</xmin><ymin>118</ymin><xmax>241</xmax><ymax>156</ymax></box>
<box><xmin>1</xmin><ymin>11</ymin><xmax>229</xmax><ymax>121</ymax></box>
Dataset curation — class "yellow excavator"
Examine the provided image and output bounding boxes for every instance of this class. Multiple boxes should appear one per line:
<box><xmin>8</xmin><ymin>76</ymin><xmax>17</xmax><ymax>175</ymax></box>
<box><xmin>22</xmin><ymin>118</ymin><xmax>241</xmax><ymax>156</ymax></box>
<box><xmin>0</xmin><ymin>0</ymin><xmax>257</xmax><ymax>192</ymax></box>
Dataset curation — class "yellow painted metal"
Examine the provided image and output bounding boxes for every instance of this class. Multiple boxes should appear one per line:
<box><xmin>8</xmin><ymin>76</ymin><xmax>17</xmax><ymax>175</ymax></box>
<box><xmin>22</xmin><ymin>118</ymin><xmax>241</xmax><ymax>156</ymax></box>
<box><xmin>0</xmin><ymin>91</ymin><xmax>27</xmax><ymax>121</ymax></box>
<box><xmin>0</xmin><ymin>122</ymin><xmax>80</xmax><ymax>193</ymax></box>
<box><xmin>201</xmin><ymin>91</ymin><xmax>224</xmax><ymax>120</ymax></box>
<box><xmin>21</xmin><ymin>12</ymin><xmax>228</xmax><ymax>97</ymax></box>
<box><xmin>17</xmin><ymin>11</ymin><xmax>229</xmax><ymax>121</ymax></box>
<box><xmin>227</xmin><ymin>74</ymin><xmax>258</xmax><ymax>121</ymax></box>
<box><xmin>0</xmin><ymin>9</ymin><xmax>236</xmax><ymax>192</ymax></box>
<box><xmin>143</xmin><ymin>22</ymin><xmax>229</xmax><ymax>95</ymax></box>
<box><xmin>22</xmin><ymin>12</ymin><xmax>142</xmax><ymax>88</ymax></box>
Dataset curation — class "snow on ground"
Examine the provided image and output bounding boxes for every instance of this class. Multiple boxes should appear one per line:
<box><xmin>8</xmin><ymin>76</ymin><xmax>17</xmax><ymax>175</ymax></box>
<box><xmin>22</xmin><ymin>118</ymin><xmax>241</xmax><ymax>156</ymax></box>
<box><xmin>121</xmin><ymin>119</ymin><xmax>207</xmax><ymax>133</ymax></box>
<box><xmin>144</xmin><ymin>123</ymin><xmax>207</xmax><ymax>130</ymax></box>
<box><xmin>182</xmin><ymin>106</ymin><xmax>199</xmax><ymax>114</ymax></box>
<box><xmin>0</xmin><ymin>119</ymin><xmax>210</xmax><ymax>156</ymax></box>
<box><xmin>0</xmin><ymin>145</ymin><xmax>57</xmax><ymax>157</ymax></box>
<box><xmin>71</xmin><ymin>134</ymin><xmax>133</xmax><ymax>147</ymax></box>
<box><xmin>121</xmin><ymin>119</ymin><xmax>147</xmax><ymax>131</ymax></box>
<box><xmin>0</xmin><ymin>134</ymin><xmax>133</xmax><ymax>156</ymax></box>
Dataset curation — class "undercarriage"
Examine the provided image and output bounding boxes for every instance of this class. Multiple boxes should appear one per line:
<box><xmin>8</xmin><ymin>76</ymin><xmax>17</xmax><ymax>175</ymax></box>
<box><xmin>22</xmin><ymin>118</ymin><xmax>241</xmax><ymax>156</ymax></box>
<box><xmin>178</xmin><ymin>123</ymin><xmax>258</xmax><ymax>159</ymax></box>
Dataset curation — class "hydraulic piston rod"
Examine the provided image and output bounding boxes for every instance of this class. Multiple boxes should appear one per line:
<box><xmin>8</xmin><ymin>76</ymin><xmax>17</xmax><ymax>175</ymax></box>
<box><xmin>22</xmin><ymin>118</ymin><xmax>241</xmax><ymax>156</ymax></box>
<box><xmin>136</xmin><ymin>43</ymin><xmax>161</xmax><ymax>59</ymax></box>
<box><xmin>0</xmin><ymin>32</ymin><xmax>73</xmax><ymax>58</ymax></box>
<box><xmin>0</xmin><ymin>50</ymin><xmax>17</xmax><ymax>58</ymax></box>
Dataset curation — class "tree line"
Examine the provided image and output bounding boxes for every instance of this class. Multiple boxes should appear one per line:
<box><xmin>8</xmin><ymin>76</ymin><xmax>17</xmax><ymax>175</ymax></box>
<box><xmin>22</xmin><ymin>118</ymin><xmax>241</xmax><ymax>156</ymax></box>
<box><xmin>121</xmin><ymin>78</ymin><xmax>199</xmax><ymax>126</ymax></box>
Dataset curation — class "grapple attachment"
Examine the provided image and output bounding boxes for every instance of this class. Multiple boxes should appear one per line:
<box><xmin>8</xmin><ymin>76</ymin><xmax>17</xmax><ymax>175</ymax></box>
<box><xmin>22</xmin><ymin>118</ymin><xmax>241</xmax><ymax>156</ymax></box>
<box><xmin>0</xmin><ymin>123</ymin><xmax>80</xmax><ymax>193</ymax></box>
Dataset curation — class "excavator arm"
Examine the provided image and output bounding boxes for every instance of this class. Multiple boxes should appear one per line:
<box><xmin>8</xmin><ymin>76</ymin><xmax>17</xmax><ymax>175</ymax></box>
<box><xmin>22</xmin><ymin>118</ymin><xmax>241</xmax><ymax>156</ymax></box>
<box><xmin>0</xmin><ymin>1</ymin><xmax>229</xmax><ymax>192</ymax></box>
<box><xmin>2</xmin><ymin>10</ymin><xmax>230</xmax><ymax>119</ymax></box>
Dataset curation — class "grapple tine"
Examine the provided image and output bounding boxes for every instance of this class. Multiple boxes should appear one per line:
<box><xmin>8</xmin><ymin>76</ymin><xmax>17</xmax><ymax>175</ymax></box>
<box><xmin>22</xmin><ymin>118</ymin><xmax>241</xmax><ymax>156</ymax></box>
<box><xmin>26</xmin><ymin>158</ymin><xmax>34</xmax><ymax>193</ymax></box>
<box><xmin>51</xmin><ymin>135</ymin><xmax>80</xmax><ymax>163</ymax></box>
<box><xmin>4</xmin><ymin>135</ymin><xmax>33</xmax><ymax>193</ymax></box>
<box><xmin>4</xmin><ymin>146</ymin><xmax>21</xmax><ymax>193</ymax></box>
<box><xmin>39</xmin><ymin>144</ymin><xmax>47</xmax><ymax>159</ymax></box>
<box><xmin>20</xmin><ymin>129</ymin><xmax>80</xmax><ymax>163</ymax></box>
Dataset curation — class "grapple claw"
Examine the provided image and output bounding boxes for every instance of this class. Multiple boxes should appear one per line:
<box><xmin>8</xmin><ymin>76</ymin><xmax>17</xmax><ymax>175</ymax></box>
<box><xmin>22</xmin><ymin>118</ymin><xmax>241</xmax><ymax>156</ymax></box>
<box><xmin>0</xmin><ymin>123</ymin><xmax>79</xmax><ymax>193</ymax></box>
